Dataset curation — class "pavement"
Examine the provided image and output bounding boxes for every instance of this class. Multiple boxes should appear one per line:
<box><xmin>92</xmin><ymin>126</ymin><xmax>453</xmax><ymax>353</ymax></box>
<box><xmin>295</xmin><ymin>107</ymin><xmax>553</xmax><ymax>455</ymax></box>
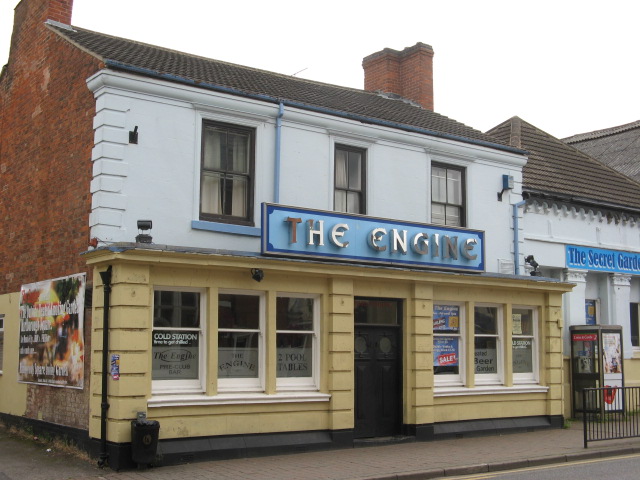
<box><xmin>1</xmin><ymin>421</ymin><xmax>640</xmax><ymax>480</ymax></box>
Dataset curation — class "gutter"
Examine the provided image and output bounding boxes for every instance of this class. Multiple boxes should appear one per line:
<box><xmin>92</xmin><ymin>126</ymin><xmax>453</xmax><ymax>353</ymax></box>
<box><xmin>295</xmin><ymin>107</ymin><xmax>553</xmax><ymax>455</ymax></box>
<box><xmin>98</xmin><ymin>266</ymin><xmax>112</xmax><ymax>467</ymax></box>
<box><xmin>513</xmin><ymin>200</ymin><xmax>527</xmax><ymax>275</ymax></box>
<box><xmin>275</xmin><ymin>102</ymin><xmax>284</xmax><ymax>203</ymax></box>
<box><xmin>102</xmin><ymin>60</ymin><xmax>527</xmax><ymax>156</ymax></box>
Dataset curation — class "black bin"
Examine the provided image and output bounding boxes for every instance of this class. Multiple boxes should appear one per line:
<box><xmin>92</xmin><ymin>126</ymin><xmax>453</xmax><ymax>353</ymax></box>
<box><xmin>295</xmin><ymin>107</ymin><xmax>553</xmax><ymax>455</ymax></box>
<box><xmin>131</xmin><ymin>419</ymin><xmax>160</xmax><ymax>466</ymax></box>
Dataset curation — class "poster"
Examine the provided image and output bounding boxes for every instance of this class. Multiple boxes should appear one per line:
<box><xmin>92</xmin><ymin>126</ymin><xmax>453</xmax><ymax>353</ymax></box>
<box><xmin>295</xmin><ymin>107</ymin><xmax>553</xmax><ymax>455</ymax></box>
<box><xmin>18</xmin><ymin>274</ymin><xmax>86</xmax><ymax>388</ymax></box>
<box><xmin>512</xmin><ymin>313</ymin><xmax>522</xmax><ymax>335</ymax></box>
<box><xmin>433</xmin><ymin>305</ymin><xmax>460</xmax><ymax>332</ymax></box>
<box><xmin>603</xmin><ymin>332</ymin><xmax>622</xmax><ymax>374</ymax></box>
<box><xmin>433</xmin><ymin>336</ymin><xmax>459</xmax><ymax>367</ymax></box>
<box><xmin>585</xmin><ymin>300</ymin><xmax>597</xmax><ymax>325</ymax></box>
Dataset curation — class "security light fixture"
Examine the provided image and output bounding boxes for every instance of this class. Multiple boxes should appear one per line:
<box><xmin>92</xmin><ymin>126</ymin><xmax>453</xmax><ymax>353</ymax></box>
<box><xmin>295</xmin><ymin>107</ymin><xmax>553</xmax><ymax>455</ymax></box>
<box><xmin>251</xmin><ymin>268</ymin><xmax>264</xmax><ymax>282</ymax></box>
<box><xmin>136</xmin><ymin>220</ymin><xmax>153</xmax><ymax>244</ymax></box>
<box><xmin>525</xmin><ymin>255</ymin><xmax>541</xmax><ymax>276</ymax></box>
<box><xmin>497</xmin><ymin>174</ymin><xmax>515</xmax><ymax>201</ymax></box>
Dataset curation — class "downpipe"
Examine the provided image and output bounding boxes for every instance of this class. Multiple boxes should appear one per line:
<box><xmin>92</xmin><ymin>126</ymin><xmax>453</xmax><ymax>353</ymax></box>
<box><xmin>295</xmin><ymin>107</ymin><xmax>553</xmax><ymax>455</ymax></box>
<box><xmin>513</xmin><ymin>200</ymin><xmax>527</xmax><ymax>275</ymax></box>
<box><xmin>98</xmin><ymin>266</ymin><xmax>112</xmax><ymax>467</ymax></box>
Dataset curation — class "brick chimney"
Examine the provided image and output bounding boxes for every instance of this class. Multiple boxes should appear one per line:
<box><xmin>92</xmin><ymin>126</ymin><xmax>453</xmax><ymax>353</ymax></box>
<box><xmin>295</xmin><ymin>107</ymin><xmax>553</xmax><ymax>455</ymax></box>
<box><xmin>362</xmin><ymin>42</ymin><xmax>434</xmax><ymax>110</ymax></box>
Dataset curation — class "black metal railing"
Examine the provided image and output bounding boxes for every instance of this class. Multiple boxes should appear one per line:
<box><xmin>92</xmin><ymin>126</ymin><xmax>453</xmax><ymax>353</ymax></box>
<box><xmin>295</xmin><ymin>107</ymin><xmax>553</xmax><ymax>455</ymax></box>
<box><xmin>583</xmin><ymin>386</ymin><xmax>640</xmax><ymax>448</ymax></box>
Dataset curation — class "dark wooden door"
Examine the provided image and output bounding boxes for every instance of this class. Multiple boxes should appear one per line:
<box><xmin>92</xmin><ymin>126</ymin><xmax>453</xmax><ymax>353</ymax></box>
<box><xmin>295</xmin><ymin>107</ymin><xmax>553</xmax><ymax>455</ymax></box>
<box><xmin>354</xmin><ymin>322</ymin><xmax>401</xmax><ymax>438</ymax></box>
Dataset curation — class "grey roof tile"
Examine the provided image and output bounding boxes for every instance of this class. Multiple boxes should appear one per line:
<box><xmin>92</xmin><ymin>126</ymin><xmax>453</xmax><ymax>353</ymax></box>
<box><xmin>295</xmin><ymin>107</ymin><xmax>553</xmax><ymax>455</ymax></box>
<box><xmin>488</xmin><ymin>117</ymin><xmax>640</xmax><ymax>212</ymax></box>
<box><xmin>47</xmin><ymin>23</ymin><xmax>516</xmax><ymax>152</ymax></box>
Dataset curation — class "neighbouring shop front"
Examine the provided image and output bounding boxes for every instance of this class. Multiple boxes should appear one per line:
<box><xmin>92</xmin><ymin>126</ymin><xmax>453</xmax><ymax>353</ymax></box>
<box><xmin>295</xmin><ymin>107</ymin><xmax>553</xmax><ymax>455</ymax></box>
<box><xmin>81</xmin><ymin>205</ymin><xmax>573</xmax><ymax>468</ymax></box>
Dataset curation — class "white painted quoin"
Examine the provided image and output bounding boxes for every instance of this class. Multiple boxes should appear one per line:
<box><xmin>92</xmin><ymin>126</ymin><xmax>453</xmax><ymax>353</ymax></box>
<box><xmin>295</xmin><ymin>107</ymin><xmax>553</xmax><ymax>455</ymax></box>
<box><xmin>88</xmin><ymin>69</ymin><xmax>527</xmax><ymax>268</ymax></box>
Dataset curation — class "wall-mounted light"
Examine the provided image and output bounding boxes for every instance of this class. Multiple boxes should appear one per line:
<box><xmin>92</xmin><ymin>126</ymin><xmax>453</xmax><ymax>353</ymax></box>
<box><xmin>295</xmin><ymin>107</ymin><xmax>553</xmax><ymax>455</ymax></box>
<box><xmin>525</xmin><ymin>255</ymin><xmax>541</xmax><ymax>276</ymax></box>
<box><xmin>497</xmin><ymin>174</ymin><xmax>514</xmax><ymax>201</ymax></box>
<box><xmin>129</xmin><ymin>126</ymin><xmax>139</xmax><ymax>144</ymax></box>
<box><xmin>251</xmin><ymin>268</ymin><xmax>264</xmax><ymax>282</ymax></box>
<box><xmin>136</xmin><ymin>220</ymin><xmax>153</xmax><ymax>244</ymax></box>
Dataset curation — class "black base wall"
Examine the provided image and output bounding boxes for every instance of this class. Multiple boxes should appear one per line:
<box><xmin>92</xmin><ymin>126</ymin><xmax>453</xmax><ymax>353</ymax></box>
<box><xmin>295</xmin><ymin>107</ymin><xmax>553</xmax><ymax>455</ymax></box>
<box><xmin>1</xmin><ymin>413</ymin><xmax>563</xmax><ymax>470</ymax></box>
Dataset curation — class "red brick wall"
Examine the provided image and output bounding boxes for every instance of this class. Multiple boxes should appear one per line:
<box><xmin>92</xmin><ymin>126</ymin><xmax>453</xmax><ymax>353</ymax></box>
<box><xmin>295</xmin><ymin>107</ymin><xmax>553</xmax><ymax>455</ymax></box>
<box><xmin>362</xmin><ymin>43</ymin><xmax>434</xmax><ymax>110</ymax></box>
<box><xmin>0</xmin><ymin>0</ymin><xmax>101</xmax><ymax>430</ymax></box>
<box><xmin>1</xmin><ymin>0</ymin><xmax>100</xmax><ymax>294</ymax></box>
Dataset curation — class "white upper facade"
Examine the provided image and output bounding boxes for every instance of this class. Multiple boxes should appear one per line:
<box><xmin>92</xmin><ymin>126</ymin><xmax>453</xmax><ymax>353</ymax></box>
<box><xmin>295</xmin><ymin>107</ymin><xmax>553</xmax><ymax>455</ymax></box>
<box><xmin>87</xmin><ymin>70</ymin><xmax>527</xmax><ymax>273</ymax></box>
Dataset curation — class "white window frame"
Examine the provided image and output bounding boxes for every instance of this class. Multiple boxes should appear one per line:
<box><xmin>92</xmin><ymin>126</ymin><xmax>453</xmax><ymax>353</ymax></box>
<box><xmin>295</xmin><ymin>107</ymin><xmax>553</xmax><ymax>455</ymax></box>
<box><xmin>433</xmin><ymin>302</ymin><xmax>465</xmax><ymax>387</ymax></box>
<box><xmin>217</xmin><ymin>289</ymin><xmax>265</xmax><ymax>393</ymax></box>
<box><xmin>276</xmin><ymin>293</ymin><xmax>320</xmax><ymax>391</ymax></box>
<box><xmin>473</xmin><ymin>304</ymin><xmax>503</xmax><ymax>385</ymax></box>
<box><xmin>512</xmin><ymin>306</ymin><xmax>539</xmax><ymax>384</ymax></box>
<box><xmin>151</xmin><ymin>287</ymin><xmax>206</xmax><ymax>395</ymax></box>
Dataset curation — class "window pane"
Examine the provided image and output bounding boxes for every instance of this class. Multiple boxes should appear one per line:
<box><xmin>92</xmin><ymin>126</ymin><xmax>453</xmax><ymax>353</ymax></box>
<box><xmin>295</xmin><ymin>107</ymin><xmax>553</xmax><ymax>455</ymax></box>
<box><xmin>631</xmin><ymin>304</ymin><xmax>639</xmax><ymax>347</ymax></box>
<box><xmin>153</xmin><ymin>291</ymin><xmax>200</xmax><ymax>328</ymax></box>
<box><xmin>475</xmin><ymin>306</ymin><xmax>498</xmax><ymax>335</ymax></box>
<box><xmin>475</xmin><ymin>337</ymin><xmax>498</xmax><ymax>374</ymax></box>
<box><xmin>354</xmin><ymin>299</ymin><xmax>399</xmax><ymax>325</ymax></box>
<box><xmin>201</xmin><ymin>173</ymin><xmax>222</xmax><ymax>215</ymax></box>
<box><xmin>348</xmin><ymin>151</ymin><xmax>362</xmax><ymax>190</ymax></box>
<box><xmin>346</xmin><ymin>191</ymin><xmax>361</xmax><ymax>214</ymax></box>
<box><xmin>334</xmin><ymin>190</ymin><xmax>347</xmax><ymax>212</ymax></box>
<box><xmin>277</xmin><ymin>333</ymin><xmax>313</xmax><ymax>378</ymax></box>
<box><xmin>335</xmin><ymin>150</ymin><xmax>348</xmax><ymax>188</ymax></box>
<box><xmin>445</xmin><ymin>205</ymin><xmax>461</xmax><ymax>226</ymax></box>
<box><xmin>203</xmin><ymin>128</ymin><xmax>223</xmax><ymax>170</ymax></box>
<box><xmin>513</xmin><ymin>309</ymin><xmax>533</xmax><ymax>336</ymax></box>
<box><xmin>229</xmin><ymin>131</ymin><xmax>249</xmax><ymax>173</ymax></box>
<box><xmin>219</xmin><ymin>294</ymin><xmax>260</xmax><ymax>329</ymax></box>
<box><xmin>431</xmin><ymin>204</ymin><xmax>445</xmax><ymax>225</ymax></box>
<box><xmin>512</xmin><ymin>338</ymin><xmax>533</xmax><ymax>373</ymax></box>
<box><xmin>446</xmin><ymin>169</ymin><xmax>462</xmax><ymax>205</ymax></box>
<box><xmin>276</xmin><ymin>297</ymin><xmax>314</xmax><ymax>331</ymax></box>
<box><xmin>432</xmin><ymin>167</ymin><xmax>446</xmax><ymax>202</ymax></box>
<box><xmin>152</xmin><ymin>330</ymin><xmax>199</xmax><ymax>380</ymax></box>
<box><xmin>218</xmin><ymin>332</ymin><xmax>259</xmax><ymax>378</ymax></box>
<box><xmin>228</xmin><ymin>175</ymin><xmax>247</xmax><ymax>217</ymax></box>
<box><xmin>434</xmin><ymin>336</ymin><xmax>459</xmax><ymax>375</ymax></box>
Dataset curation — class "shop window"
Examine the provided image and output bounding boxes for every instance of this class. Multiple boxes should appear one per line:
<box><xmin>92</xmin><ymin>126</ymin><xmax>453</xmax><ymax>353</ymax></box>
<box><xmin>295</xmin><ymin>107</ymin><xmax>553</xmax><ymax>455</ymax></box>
<box><xmin>433</xmin><ymin>304</ymin><xmax>464</xmax><ymax>386</ymax></box>
<box><xmin>335</xmin><ymin>145</ymin><xmax>366</xmax><ymax>214</ymax></box>
<box><xmin>474</xmin><ymin>305</ymin><xmax>502</xmax><ymax>384</ymax></box>
<box><xmin>431</xmin><ymin>164</ymin><xmax>465</xmax><ymax>227</ymax></box>
<box><xmin>585</xmin><ymin>299</ymin><xmax>598</xmax><ymax>325</ymax></box>
<box><xmin>631</xmin><ymin>303</ymin><xmax>640</xmax><ymax>347</ymax></box>
<box><xmin>218</xmin><ymin>292</ymin><xmax>264</xmax><ymax>391</ymax></box>
<box><xmin>512</xmin><ymin>307</ymin><xmax>538</xmax><ymax>383</ymax></box>
<box><xmin>152</xmin><ymin>289</ymin><xmax>204</xmax><ymax>394</ymax></box>
<box><xmin>200</xmin><ymin>120</ymin><xmax>255</xmax><ymax>225</ymax></box>
<box><xmin>276</xmin><ymin>295</ymin><xmax>319</xmax><ymax>390</ymax></box>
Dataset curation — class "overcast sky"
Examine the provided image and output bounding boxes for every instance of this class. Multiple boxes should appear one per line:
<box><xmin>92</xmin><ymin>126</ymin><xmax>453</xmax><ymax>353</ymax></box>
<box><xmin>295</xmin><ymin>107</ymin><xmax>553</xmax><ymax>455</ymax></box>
<box><xmin>1</xmin><ymin>0</ymin><xmax>639</xmax><ymax>139</ymax></box>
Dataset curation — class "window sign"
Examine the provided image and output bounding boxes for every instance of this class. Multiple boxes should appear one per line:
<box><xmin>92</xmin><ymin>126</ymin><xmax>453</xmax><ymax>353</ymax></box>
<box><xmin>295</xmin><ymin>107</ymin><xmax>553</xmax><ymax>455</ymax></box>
<box><xmin>512</xmin><ymin>339</ymin><xmax>533</xmax><ymax>373</ymax></box>
<box><xmin>585</xmin><ymin>300</ymin><xmax>597</xmax><ymax>325</ymax></box>
<box><xmin>18</xmin><ymin>274</ymin><xmax>86</xmax><ymax>388</ymax></box>
<box><xmin>434</xmin><ymin>336</ymin><xmax>459</xmax><ymax>368</ymax></box>
<box><xmin>434</xmin><ymin>305</ymin><xmax>460</xmax><ymax>332</ymax></box>
<box><xmin>152</xmin><ymin>331</ymin><xmax>200</xmax><ymax>380</ymax></box>
<box><xmin>474</xmin><ymin>341</ymin><xmax>498</xmax><ymax>374</ymax></box>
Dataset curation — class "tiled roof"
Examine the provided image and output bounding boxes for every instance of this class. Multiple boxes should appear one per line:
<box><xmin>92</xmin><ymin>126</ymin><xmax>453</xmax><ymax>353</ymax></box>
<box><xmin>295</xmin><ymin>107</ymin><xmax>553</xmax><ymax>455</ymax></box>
<box><xmin>47</xmin><ymin>22</ymin><xmax>516</xmax><ymax>153</ymax></box>
<box><xmin>563</xmin><ymin>121</ymin><xmax>640</xmax><ymax>182</ymax></box>
<box><xmin>487</xmin><ymin>117</ymin><xmax>640</xmax><ymax>212</ymax></box>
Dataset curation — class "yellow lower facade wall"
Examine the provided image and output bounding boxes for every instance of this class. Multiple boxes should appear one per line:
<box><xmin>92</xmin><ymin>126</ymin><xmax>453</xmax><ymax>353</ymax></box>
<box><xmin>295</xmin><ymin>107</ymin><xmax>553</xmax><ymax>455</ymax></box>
<box><xmin>84</xmin><ymin>248</ymin><xmax>575</xmax><ymax>443</ymax></box>
<box><xmin>0</xmin><ymin>292</ymin><xmax>28</xmax><ymax>416</ymax></box>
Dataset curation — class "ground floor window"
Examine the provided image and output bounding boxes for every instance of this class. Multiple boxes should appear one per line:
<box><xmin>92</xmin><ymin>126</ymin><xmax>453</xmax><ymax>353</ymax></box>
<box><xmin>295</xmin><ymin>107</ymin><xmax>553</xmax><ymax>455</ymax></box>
<box><xmin>276</xmin><ymin>295</ymin><xmax>319</xmax><ymax>390</ymax></box>
<box><xmin>218</xmin><ymin>291</ymin><xmax>264</xmax><ymax>391</ymax></box>
<box><xmin>512</xmin><ymin>307</ymin><xmax>538</xmax><ymax>383</ymax></box>
<box><xmin>152</xmin><ymin>289</ymin><xmax>204</xmax><ymax>394</ymax></box>
<box><xmin>630</xmin><ymin>303</ymin><xmax>640</xmax><ymax>347</ymax></box>
<box><xmin>474</xmin><ymin>305</ymin><xmax>502</xmax><ymax>384</ymax></box>
<box><xmin>433</xmin><ymin>304</ymin><xmax>464</xmax><ymax>386</ymax></box>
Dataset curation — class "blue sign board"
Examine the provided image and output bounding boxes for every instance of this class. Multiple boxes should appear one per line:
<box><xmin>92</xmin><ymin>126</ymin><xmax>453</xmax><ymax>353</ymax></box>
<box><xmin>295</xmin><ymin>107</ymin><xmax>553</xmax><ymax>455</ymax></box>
<box><xmin>566</xmin><ymin>245</ymin><xmax>640</xmax><ymax>275</ymax></box>
<box><xmin>262</xmin><ymin>204</ymin><xmax>485</xmax><ymax>272</ymax></box>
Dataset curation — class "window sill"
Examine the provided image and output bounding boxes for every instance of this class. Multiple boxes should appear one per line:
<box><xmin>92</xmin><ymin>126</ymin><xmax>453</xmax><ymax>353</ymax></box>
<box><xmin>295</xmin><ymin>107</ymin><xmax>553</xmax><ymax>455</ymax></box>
<box><xmin>148</xmin><ymin>391</ymin><xmax>331</xmax><ymax>408</ymax></box>
<box><xmin>434</xmin><ymin>385</ymin><xmax>549</xmax><ymax>397</ymax></box>
<box><xmin>192</xmin><ymin>220</ymin><xmax>261</xmax><ymax>237</ymax></box>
